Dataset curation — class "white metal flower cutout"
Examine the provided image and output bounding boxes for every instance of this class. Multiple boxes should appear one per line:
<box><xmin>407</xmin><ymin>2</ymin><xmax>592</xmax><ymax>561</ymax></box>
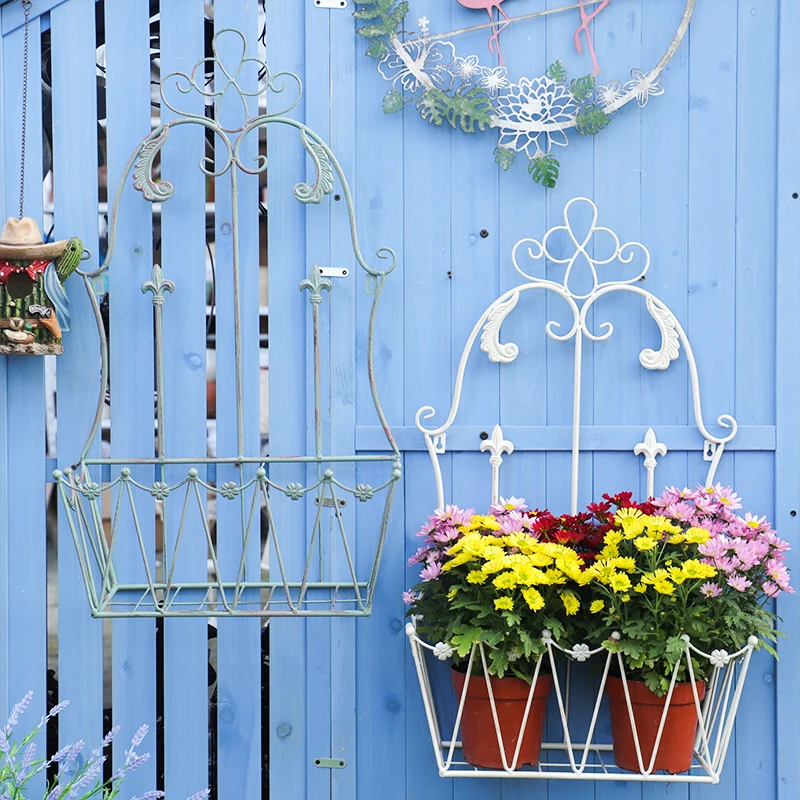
<box><xmin>433</xmin><ymin>642</ymin><xmax>456</xmax><ymax>661</ymax></box>
<box><xmin>377</xmin><ymin>35</ymin><xmax>455</xmax><ymax>94</ymax></box>
<box><xmin>478</xmin><ymin>65</ymin><xmax>510</xmax><ymax>96</ymax></box>
<box><xmin>453</xmin><ymin>54</ymin><xmax>481</xmax><ymax>83</ymax></box>
<box><xmin>570</xmin><ymin>643</ymin><xmax>592</xmax><ymax>662</ymax></box>
<box><xmin>625</xmin><ymin>68</ymin><xmax>666</xmax><ymax>108</ymax></box>
<box><xmin>709</xmin><ymin>649</ymin><xmax>730</xmax><ymax>669</ymax></box>
<box><xmin>494</xmin><ymin>75</ymin><xmax>576</xmax><ymax>157</ymax></box>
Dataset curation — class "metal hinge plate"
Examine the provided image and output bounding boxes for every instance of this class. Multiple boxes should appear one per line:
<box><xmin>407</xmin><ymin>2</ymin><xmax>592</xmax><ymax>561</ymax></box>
<box><xmin>314</xmin><ymin>496</ymin><xmax>347</xmax><ymax>508</ymax></box>
<box><xmin>314</xmin><ymin>0</ymin><xmax>347</xmax><ymax>8</ymax></box>
<box><xmin>319</xmin><ymin>267</ymin><xmax>349</xmax><ymax>278</ymax></box>
<box><xmin>314</xmin><ymin>758</ymin><xmax>346</xmax><ymax>769</ymax></box>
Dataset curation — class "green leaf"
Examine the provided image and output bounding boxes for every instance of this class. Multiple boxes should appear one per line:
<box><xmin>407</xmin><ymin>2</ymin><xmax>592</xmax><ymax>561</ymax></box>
<box><xmin>365</xmin><ymin>38</ymin><xmax>389</xmax><ymax>59</ymax></box>
<box><xmin>357</xmin><ymin>21</ymin><xmax>391</xmax><ymax>38</ymax></box>
<box><xmin>451</xmin><ymin>625</ymin><xmax>483</xmax><ymax>657</ymax></box>
<box><xmin>570</xmin><ymin>74</ymin><xmax>595</xmax><ymax>102</ymax></box>
<box><xmin>547</xmin><ymin>60</ymin><xmax>568</xmax><ymax>83</ymax></box>
<box><xmin>383</xmin><ymin>89</ymin><xmax>404</xmax><ymax>113</ymax></box>
<box><xmin>353</xmin><ymin>7</ymin><xmax>382</xmax><ymax>18</ymax></box>
<box><xmin>528</xmin><ymin>154</ymin><xmax>560</xmax><ymax>189</ymax></box>
<box><xmin>494</xmin><ymin>146</ymin><xmax>516</xmax><ymax>171</ymax></box>
<box><xmin>575</xmin><ymin>105</ymin><xmax>610</xmax><ymax>136</ymax></box>
<box><xmin>416</xmin><ymin>86</ymin><xmax>494</xmax><ymax>134</ymax></box>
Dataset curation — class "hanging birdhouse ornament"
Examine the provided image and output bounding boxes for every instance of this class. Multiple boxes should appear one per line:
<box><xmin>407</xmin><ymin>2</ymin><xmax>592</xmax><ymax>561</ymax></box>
<box><xmin>0</xmin><ymin>217</ymin><xmax>82</xmax><ymax>354</ymax></box>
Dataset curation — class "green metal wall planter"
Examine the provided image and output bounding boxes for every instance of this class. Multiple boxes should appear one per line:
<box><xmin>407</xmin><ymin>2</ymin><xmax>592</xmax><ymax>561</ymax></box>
<box><xmin>54</xmin><ymin>29</ymin><xmax>401</xmax><ymax>618</ymax></box>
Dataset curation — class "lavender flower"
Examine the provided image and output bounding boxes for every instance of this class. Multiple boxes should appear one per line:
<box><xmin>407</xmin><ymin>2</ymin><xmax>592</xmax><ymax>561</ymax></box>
<box><xmin>700</xmin><ymin>582</ymin><xmax>722</xmax><ymax>598</ymax></box>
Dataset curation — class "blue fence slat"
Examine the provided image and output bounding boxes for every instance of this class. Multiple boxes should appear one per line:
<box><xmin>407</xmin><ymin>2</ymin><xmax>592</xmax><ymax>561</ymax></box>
<box><xmin>352</xmin><ymin>0</ymin><xmax>407</xmax><ymax>792</ymax></box>
<box><xmin>158</xmin><ymin>2</ymin><xmax>209</xmax><ymax>797</ymax></box>
<box><xmin>104</xmin><ymin>2</ymin><xmax>157</xmax><ymax>792</ymax></box>
<box><xmin>686</xmin><ymin>2</ymin><xmax>739</xmax><ymax>798</ymax></box>
<box><xmin>329</xmin><ymin>4</ymin><xmax>359</xmax><ymax>798</ymax></box>
<box><xmin>50</xmin><ymin>0</ymin><xmax>104</xmax><ymax>767</ymax></box>
<box><xmin>303</xmin><ymin>5</ymin><xmax>334</xmax><ymax>798</ymax></box>
<box><xmin>213</xmin><ymin>3</ymin><xmax>261</xmax><ymax>798</ymax></box>
<box><xmin>1</xmin><ymin>18</ymin><xmax>47</xmax><ymax>798</ymax></box>
<box><xmin>732</xmin><ymin>2</ymin><xmax>780</xmax><ymax>797</ymax></box>
<box><xmin>401</xmin><ymin>1</ymin><xmax>455</xmax><ymax>796</ymax></box>
<box><xmin>775</xmin><ymin>1</ymin><xmax>800</xmax><ymax>797</ymax></box>
<box><xmin>267</xmin><ymin>0</ymin><xmax>308</xmax><ymax>794</ymax></box>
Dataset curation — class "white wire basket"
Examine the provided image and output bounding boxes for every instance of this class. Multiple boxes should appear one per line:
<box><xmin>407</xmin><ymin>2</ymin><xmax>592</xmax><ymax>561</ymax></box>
<box><xmin>406</xmin><ymin>623</ymin><xmax>757</xmax><ymax>783</ymax></box>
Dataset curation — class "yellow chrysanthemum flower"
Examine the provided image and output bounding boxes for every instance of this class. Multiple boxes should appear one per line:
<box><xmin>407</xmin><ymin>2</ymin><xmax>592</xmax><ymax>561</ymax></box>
<box><xmin>682</xmin><ymin>559</ymin><xmax>717</xmax><ymax>580</ymax></box>
<box><xmin>447</xmin><ymin>588</ymin><xmax>458</xmax><ymax>600</ymax></box>
<box><xmin>466</xmin><ymin>569</ymin><xmax>488</xmax><ymax>584</ymax></box>
<box><xmin>685</xmin><ymin>527</ymin><xmax>710</xmax><ymax>545</ymax></box>
<box><xmin>609</xmin><ymin>572</ymin><xmax>632</xmax><ymax>593</ymax></box>
<box><xmin>513</xmin><ymin>563</ymin><xmax>548</xmax><ymax>586</ymax></box>
<box><xmin>544</xmin><ymin>568</ymin><xmax>568</xmax><ymax>585</ymax></box>
<box><xmin>481</xmin><ymin>557</ymin><xmax>510</xmax><ymax>575</ymax></box>
<box><xmin>600</xmin><ymin>543</ymin><xmax>620</xmax><ymax>560</ymax></box>
<box><xmin>494</xmin><ymin>596</ymin><xmax>514</xmax><ymax>611</ymax></box>
<box><xmin>634</xmin><ymin>536</ymin><xmax>658</xmax><ymax>552</ymax></box>
<box><xmin>604</xmin><ymin>531</ymin><xmax>623</xmax><ymax>547</ymax></box>
<box><xmin>621</xmin><ymin>594</ymin><xmax>631</xmax><ymax>603</ymax></box>
<box><xmin>613</xmin><ymin>557</ymin><xmax>637</xmax><ymax>572</ymax></box>
<box><xmin>590</xmin><ymin>599</ymin><xmax>605</xmax><ymax>613</ymax></box>
<box><xmin>621</xmin><ymin>518</ymin><xmax>647</xmax><ymax>539</ymax></box>
<box><xmin>560</xmin><ymin>592</ymin><xmax>580</xmax><ymax>616</ymax></box>
<box><xmin>615</xmin><ymin>507</ymin><xmax>643</xmax><ymax>523</ymax></box>
<box><xmin>634</xmin><ymin>583</ymin><xmax>648</xmax><ymax>594</ymax></box>
<box><xmin>493</xmin><ymin>571</ymin><xmax>518</xmax><ymax>590</ymax></box>
<box><xmin>653</xmin><ymin>579</ymin><xmax>676</xmax><ymax>595</ymax></box>
<box><xmin>668</xmin><ymin>567</ymin><xmax>687</xmax><ymax>585</ymax></box>
<box><xmin>442</xmin><ymin>551</ymin><xmax>476</xmax><ymax>570</ymax></box>
<box><xmin>668</xmin><ymin>533</ymin><xmax>686</xmax><ymax>545</ymax></box>
<box><xmin>522</xmin><ymin>587</ymin><xmax>545</xmax><ymax>611</ymax></box>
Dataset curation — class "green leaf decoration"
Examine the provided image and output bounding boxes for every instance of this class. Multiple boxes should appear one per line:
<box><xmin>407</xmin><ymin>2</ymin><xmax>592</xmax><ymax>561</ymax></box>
<box><xmin>294</xmin><ymin>129</ymin><xmax>334</xmax><ymax>205</ymax></box>
<box><xmin>528</xmin><ymin>154</ymin><xmax>560</xmax><ymax>189</ymax></box>
<box><xmin>353</xmin><ymin>7</ymin><xmax>382</xmax><ymax>19</ymax></box>
<box><xmin>494</xmin><ymin>146</ymin><xmax>516</xmax><ymax>171</ymax></box>
<box><xmin>570</xmin><ymin>74</ymin><xmax>596</xmax><ymax>102</ymax></box>
<box><xmin>575</xmin><ymin>104</ymin><xmax>611</xmax><ymax>135</ymax></box>
<box><xmin>365</xmin><ymin>38</ymin><xmax>389</xmax><ymax>60</ymax></box>
<box><xmin>354</xmin><ymin>1</ymin><xmax>408</xmax><ymax>39</ymax></box>
<box><xmin>416</xmin><ymin>85</ymin><xmax>494</xmax><ymax>134</ymax></box>
<box><xmin>383</xmin><ymin>89</ymin><xmax>404</xmax><ymax>114</ymax></box>
<box><xmin>546</xmin><ymin>60</ymin><xmax>568</xmax><ymax>83</ymax></box>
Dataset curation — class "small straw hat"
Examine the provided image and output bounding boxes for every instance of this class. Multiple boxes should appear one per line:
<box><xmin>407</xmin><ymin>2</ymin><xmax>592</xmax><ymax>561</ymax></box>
<box><xmin>0</xmin><ymin>217</ymin><xmax>68</xmax><ymax>261</ymax></box>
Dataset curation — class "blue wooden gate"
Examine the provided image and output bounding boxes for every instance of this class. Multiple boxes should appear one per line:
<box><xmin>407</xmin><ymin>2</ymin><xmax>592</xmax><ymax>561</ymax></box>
<box><xmin>0</xmin><ymin>1</ymin><xmax>798</xmax><ymax>799</ymax></box>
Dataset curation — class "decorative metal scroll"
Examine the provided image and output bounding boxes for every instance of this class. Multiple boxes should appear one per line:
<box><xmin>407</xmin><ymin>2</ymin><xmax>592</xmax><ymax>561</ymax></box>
<box><xmin>415</xmin><ymin>196</ymin><xmax>738</xmax><ymax>512</ymax></box>
<box><xmin>407</xmin><ymin>623</ymin><xmax>756</xmax><ymax>781</ymax></box>
<box><xmin>356</xmin><ymin>0</ymin><xmax>695</xmax><ymax>188</ymax></box>
<box><xmin>54</xmin><ymin>29</ymin><xmax>401</xmax><ymax>618</ymax></box>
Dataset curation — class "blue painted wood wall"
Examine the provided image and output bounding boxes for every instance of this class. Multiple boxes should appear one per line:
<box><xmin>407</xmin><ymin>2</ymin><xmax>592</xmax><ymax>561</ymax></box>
<box><xmin>0</xmin><ymin>0</ymin><xmax>797</xmax><ymax>799</ymax></box>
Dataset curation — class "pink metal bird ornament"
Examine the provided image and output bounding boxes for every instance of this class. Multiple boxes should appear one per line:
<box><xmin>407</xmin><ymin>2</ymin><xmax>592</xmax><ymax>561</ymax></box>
<box><xmin>455</xmin><ymin>0</ymin><xmax>513</xmax><ymax>66</ymax></box>
<box><xmin>575</xmin><ymin>0</ymin><xmax>610</xmax><ymax>74</ymax></box>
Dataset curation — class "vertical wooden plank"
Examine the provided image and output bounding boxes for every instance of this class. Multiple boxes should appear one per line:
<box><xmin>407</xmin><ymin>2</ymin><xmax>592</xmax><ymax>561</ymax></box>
<box><xmin>352</xmin><ymin>0</ymin><xmax>406</xmax><ymax>793</ymax></box>
<box><xmin>330</xmin><ymin>4</ymin><xmax>357</xmax><ymax>799</ymax></box>
<box><xmin>213</xmin><ymin>2</ymin><xmax>261</xmax><ymax>798</ymax></box>
<box><xmin>50</xmin><ymin>0</ymin><xmax>104</xmax><ymax>763</ymax></box>
<box><xmin>2</xmin><ymin>19</ymin><xmax>47</xmax><ymax>797</ymax></box>
<box><xmin>733</xmin><ymin>1</ymin><xmax>779</xmax><ymax>798</ymax></box>
<box><xmin>159</xmin><ymin>2</ymin><xmax>209</xmax><ymax>797</ymax></box>
<box><xmin>104</xmin><ymin>3</ymin><xmax>157</xmax><ymax>792</ymax></box>
<box><xmin>267</xmin><ymin>0</ymin><xmax>308</xmax><ymax>796</ymax></box>
<box><xmin>775</xmin><ymin>1</ymin><xmax>800</xmax><ymax>797</ymax></box>
<box><xmin>401</xmin><ymin>1</ymin><xmax>454</xmax><ymax>797</ymax></box>
<box><xmin>686</xmin><ymin>1</ymin><xmax>738</xmax><ymax>798</ymax></box>
<box><xmin>303</xmin><ymin>5</ymin><xmax>332</xmax><ymax>798</ymax></box>
<box><xmin>0</xmin><ymin>12</ymin><xmax>9</xmax><ymax>725</ymax></box>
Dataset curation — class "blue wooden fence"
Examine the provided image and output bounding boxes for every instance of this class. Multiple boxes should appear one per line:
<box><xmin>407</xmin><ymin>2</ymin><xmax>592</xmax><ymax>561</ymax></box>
<box><xmin>0</xmin><ymin>0</ymin><xmax>797</xmax><ymax>798</ymax></box>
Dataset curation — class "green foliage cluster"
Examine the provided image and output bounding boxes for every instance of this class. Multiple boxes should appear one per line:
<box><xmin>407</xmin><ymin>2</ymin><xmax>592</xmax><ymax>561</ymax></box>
<box><xmin>416</xmin><ymin>86</ymin><xmax>494</xmax><ymax>134</ymax></box>
<box><xmin>353</xmin><ymin>0</ymin><xmax>409</xmax><ymax>60</ymax></box>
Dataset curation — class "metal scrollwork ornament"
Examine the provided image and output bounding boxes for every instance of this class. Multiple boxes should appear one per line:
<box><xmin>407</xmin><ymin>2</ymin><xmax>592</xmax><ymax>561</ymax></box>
<box><xmin>355</xmin><ymin>0</ymin><xmax>696</xmax><ymax>188</ymax></box>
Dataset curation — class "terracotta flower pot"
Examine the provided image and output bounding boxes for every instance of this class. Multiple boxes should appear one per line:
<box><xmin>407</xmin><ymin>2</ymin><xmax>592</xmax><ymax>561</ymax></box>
<box><xmin>451</xmin><ymin>667</ymin><xmax>552</xmax><ymax>769</ymax></box>
<box><xmin>605</xmin><ymin>676</ymin><xmax>706</xmax><ymax>774</ymax></box>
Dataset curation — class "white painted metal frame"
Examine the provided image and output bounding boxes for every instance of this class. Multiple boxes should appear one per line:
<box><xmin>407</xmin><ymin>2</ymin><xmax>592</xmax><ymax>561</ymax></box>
<box><xmin>409</xmin><ymin>197</ymin><xmax>750</xmax><ymax>782</ymax></box>
<box><xmin>407</xmin><ymin>625</ymin><xmax>756</xmax><ymax>782</ymax></box>
<box><xmin>415</xmin><ymin>196</ymin><xmax>738</xmax><ymax>512</ymax></box>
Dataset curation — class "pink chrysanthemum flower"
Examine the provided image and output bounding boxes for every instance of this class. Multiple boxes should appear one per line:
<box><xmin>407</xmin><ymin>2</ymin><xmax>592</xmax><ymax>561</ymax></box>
<box><xmin>739</xmin><ymin>512</ymin><xmax>768</xmax><ymax>532</ymax></box>
<box><xmin>420</xmin><ymin>561</ymin><xmax>443</xmax><ymax>582</ymax></box>
<box><xmin>431</xmin><ymin>526</ymin><xmax>460</xmax><ymax>544</ymax></box>
<box><xmin>698</xmin><ymin>538</ymin><xmax>728</xmax><ymax>559</ymax></box>
<box><xmin>433</xmin><ymin>505</ymin><xmax>474</xmax><ymax>527</ymax></box>
<box><xmin>727</xmin><ymin>574</ymin><xmax>752</xmax><ymax>592</ymax></box>
<box><xmin>489</xmin><ymin>496</ymin><xmax>528</xmax><ymax>517</ymax></box>
<box><xmin>402</xmin><ymin>590</ymin><xmax>419</xmax><ymax>605</ymax></box>
<box><xmin>762</xmin><ymin>581</ymin><xmax>781</xmax><ymax>599</ymax></box>
<box><xmin>700</xmin><ymin>582</ymin><xmax>722</xmax><ymax>598</ymax></box>
<box><xmin>407</xmin><ymin>546</ymin><xmax>431</xmax><ymax>566</ymax></box>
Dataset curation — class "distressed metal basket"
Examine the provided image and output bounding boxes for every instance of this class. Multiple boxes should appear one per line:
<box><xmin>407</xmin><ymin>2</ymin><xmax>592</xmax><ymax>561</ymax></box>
<box><xmin>408</xmin><ymin>197</ymin><xmax>750</xmax><ymax>781</ymax></box>
<box><xmin>407</xmin><ymin>624</ymin><xmax>756</xmax><ymax>782</ymax></box>
<box><xmin>54</xmin><ymin>29</ymin><xmax>401</xmax><ymax>618</ymax></box>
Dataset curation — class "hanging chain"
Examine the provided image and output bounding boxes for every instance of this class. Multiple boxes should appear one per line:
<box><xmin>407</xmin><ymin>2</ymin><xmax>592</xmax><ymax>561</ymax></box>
<box><xmin>18</xmin><ymin>0</ymin><xmax>32</xmax><ymax>219</ymax></box>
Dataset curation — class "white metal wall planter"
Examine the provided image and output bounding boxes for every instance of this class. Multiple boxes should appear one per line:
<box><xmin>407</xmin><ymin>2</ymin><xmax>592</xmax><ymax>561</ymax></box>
<box><xmin>54</xmin><ymin>29</ymin><xmax>401</xmax><ymax>618</ymax></box>
<box><xmin>355</xmin><ymin>0</ymin><xmax>695</xmax><ymax>188</ymax></box>
<box><xmin>407</xmin><ymin>196</ymin><xmax>751</xmax><ymax>781</ymax></box>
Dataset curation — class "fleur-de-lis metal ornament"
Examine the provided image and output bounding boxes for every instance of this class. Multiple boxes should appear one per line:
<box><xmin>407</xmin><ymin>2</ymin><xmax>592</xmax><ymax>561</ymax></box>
<box><xmin>355</xmin><ymin>0</ymin><xmax>694</xmax><ymax>188</ymax></box>
<box><xmin>1</xmin><ymin>0</ymin><xmax>85</xmax><ymax>355</ymax></box>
